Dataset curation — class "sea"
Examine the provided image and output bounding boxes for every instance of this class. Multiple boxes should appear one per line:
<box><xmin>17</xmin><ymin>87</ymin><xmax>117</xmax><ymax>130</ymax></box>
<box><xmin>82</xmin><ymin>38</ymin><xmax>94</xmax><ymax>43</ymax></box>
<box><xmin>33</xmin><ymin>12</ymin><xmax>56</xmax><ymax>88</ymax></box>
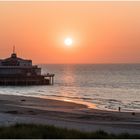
<box><xmin>0</xmin><ymin>64</ymin><xmax>140</xmax><ymax>112</ymax></box>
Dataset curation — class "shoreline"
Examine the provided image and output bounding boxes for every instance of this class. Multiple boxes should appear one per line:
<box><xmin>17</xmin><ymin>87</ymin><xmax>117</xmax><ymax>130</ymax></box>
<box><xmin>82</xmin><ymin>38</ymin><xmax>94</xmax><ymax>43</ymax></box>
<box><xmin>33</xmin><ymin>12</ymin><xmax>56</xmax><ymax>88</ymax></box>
<box><xmin>0</xmin><ymin>94</ymin><xmax>139</xmax><ymax>134</ymax></box>
<box><xmin>36</xmin><ymin>95</ymin><xmax>140</xmax><ymax>113</ymax></box>
<box><xmin>35</xmin><ymin>95</ymin><xmax>97</xmax><ymax>110</ymax></box>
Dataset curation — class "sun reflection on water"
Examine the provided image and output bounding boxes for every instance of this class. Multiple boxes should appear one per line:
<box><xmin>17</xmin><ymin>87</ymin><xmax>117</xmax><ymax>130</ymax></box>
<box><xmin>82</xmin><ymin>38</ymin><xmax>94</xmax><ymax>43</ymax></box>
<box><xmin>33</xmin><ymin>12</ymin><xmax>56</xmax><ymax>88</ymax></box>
<box><xmin>37</xmin><ymin>95</ymin><xmax>97</xmax><ymax>109</ymax></box>
<box><xmin>58</xmin><ymin>98</ymin><xmax>97</xmax><ymax>109</ymax></box>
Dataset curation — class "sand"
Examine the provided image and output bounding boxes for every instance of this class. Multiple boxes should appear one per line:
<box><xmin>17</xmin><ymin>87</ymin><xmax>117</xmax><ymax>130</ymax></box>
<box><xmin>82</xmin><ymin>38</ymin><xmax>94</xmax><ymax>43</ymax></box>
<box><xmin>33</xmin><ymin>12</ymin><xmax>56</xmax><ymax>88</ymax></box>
<box><xmin>0</xmin><ymin>94</ymin><xmax>139</xmax><ymax>134</ymax></box>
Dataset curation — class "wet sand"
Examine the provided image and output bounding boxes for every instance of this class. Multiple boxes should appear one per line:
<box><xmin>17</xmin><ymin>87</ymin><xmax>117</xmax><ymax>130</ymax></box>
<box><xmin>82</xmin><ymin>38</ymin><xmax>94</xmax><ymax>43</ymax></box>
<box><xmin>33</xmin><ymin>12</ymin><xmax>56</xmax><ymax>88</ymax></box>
<box><xmin>0</xmin><ymin>94</ymin><xmax>139</xmax><ymax>134</ymax></box>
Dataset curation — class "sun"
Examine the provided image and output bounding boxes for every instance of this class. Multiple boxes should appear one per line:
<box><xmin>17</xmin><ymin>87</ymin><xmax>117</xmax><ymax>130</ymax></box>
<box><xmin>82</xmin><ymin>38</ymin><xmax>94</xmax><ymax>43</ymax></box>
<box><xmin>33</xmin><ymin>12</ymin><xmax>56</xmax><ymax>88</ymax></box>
<box><xmin>64</xmin><ymin>38</ymin><xmax>73</xmax><ymax>46</ymax></box>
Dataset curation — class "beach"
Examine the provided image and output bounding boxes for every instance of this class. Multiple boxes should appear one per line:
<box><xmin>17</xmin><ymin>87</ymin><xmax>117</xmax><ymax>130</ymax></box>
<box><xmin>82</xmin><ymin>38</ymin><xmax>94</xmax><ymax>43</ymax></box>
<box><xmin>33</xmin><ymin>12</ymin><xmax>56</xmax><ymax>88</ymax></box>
<box><xmin>0</xmin><ymin>94</ymin><xmax>139</xmax><ymax>134</ymax></box>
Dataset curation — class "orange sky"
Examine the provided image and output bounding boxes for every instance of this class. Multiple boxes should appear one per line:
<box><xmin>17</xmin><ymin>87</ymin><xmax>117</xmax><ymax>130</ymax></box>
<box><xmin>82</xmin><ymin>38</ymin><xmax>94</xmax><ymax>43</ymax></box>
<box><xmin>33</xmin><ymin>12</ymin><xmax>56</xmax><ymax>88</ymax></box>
<box><xmin>0</xmin><ymin>1</ymin><xmax>140</xmax><ymax>64</ymax></box>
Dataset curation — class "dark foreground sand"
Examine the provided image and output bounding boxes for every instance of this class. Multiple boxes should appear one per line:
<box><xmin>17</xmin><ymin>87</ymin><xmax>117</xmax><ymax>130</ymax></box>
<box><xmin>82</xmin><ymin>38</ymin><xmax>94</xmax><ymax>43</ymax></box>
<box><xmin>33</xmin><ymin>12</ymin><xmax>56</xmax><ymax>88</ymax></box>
<box><xmin>0</xmin><ymin>94</ymin><xmax>139</xmax><ymax>134</ymax></box>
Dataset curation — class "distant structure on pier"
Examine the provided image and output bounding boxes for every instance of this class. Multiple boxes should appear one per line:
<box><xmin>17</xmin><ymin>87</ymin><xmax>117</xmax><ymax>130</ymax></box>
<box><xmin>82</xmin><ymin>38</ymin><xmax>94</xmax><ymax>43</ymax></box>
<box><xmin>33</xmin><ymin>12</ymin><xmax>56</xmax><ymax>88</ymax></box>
<box><xmin>0</xmin><ymin>47</ymin><xmax>54</xmax><ymax>85</ymax></box>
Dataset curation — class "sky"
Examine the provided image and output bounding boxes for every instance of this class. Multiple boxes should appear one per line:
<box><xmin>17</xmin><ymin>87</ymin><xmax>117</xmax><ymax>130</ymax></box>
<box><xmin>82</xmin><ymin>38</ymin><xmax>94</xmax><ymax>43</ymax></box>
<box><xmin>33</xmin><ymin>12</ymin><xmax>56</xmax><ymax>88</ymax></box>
<box><xmin>0</xmin><ymin>1</ymin><xmax>140</xmax><ymax>64</ymax></box>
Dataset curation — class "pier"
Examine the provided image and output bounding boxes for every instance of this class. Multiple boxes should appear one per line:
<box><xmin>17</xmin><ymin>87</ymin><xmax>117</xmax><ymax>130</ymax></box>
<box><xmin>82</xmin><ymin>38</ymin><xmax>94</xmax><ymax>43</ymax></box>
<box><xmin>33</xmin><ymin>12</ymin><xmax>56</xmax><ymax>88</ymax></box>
<box><xmin>0</xmin><ymin>48</ymin><xmax>55</xmax><ymax>86</ymax></box>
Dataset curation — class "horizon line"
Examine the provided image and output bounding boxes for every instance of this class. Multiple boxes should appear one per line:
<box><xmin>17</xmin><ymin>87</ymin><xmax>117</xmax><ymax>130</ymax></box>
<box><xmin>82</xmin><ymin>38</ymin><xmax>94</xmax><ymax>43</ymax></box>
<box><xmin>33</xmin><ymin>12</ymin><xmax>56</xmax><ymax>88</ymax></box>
<box><xmin>2</xmin><ymin>0</ymin><xmax>140</xmax><ymax>1</ymax></box>
<box><xmin>36</xmin><ymin>62</ymin><xmax>140</xmax><ymax>65</ymax></box>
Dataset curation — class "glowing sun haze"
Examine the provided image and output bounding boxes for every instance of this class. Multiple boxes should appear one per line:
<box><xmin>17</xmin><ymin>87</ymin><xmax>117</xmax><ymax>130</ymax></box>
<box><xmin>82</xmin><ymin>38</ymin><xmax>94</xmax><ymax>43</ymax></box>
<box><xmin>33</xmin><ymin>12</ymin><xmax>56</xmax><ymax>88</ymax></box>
<box><xmin>0</xmin><ymin>1</ymin><xmax>140</xmax><ymax>64</ymax></box>
<box><xmin>64</xmin><ymin>38</ymin><xmax>73</xmax><ymax>47</ymax></box>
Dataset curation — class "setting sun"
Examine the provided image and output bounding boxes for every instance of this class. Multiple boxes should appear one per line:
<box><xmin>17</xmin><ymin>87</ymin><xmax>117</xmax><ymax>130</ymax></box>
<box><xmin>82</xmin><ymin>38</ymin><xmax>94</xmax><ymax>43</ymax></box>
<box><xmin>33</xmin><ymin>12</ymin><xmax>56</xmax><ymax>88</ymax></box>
<box><xmin>64</xmin><ymin>38</ymin><xmax>73</xmax><ymax>46</ymax></box>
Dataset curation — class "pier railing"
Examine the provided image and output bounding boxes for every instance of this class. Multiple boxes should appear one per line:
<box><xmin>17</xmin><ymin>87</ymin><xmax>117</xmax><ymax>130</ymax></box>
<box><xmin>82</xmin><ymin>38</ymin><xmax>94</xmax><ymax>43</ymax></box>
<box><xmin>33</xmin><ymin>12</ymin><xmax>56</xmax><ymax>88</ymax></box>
<box><xmin>0</xmin><ymin>73</ymin><xmax>55</xmax><ymax>86</ymax></box>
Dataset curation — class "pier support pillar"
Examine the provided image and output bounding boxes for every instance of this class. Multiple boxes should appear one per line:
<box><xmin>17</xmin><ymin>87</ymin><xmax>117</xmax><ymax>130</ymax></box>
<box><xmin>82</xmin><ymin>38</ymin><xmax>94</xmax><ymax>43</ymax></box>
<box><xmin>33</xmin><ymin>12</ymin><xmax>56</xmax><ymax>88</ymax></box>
<box><xmin>52</xmin><ymin>76</ymin><xmax>54</xmax><ymax>85</ymax></box>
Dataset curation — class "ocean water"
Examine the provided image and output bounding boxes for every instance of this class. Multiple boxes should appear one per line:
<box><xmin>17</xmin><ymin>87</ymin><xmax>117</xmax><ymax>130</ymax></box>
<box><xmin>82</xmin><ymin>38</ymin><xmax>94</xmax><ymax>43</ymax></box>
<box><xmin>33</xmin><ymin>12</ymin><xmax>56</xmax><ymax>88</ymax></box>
<box><xmin>0</xmin><ymin>64</ymin><xmax>140</xmax><ymax>112</ymax></box>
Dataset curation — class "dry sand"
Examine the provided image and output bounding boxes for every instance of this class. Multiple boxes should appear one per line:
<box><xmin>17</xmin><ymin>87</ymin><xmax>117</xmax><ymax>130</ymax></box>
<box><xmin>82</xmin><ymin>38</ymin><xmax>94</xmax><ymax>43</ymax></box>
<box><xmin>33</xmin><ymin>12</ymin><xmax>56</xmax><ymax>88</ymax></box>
<box><xmin>0</xmin><ymin>94</ymin><xmax>139</xmax><ymax>134</ymax></box>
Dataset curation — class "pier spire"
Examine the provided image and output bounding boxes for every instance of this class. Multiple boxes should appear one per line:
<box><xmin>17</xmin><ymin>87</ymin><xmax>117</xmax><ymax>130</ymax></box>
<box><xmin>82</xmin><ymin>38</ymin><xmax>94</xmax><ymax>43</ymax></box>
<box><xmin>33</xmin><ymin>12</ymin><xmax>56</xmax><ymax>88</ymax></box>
<box><xmin>13</xmin><ymin>45</ymin><xmax>15</xmax><ymax>53</ymax></box>
<box><xmin>11</xmin><ymin>45</ymin><xmax>17</xmax><ymax>58</ymax></box>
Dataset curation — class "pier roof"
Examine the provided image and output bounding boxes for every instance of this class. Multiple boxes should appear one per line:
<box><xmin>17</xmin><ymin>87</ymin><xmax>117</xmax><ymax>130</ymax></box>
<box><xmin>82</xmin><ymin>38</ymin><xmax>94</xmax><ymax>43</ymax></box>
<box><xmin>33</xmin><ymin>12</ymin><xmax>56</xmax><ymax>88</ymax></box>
<box><xmin>0</xmin><ymin>52</ymin><xmax>32</xmax><ymax>66</ymax></box>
